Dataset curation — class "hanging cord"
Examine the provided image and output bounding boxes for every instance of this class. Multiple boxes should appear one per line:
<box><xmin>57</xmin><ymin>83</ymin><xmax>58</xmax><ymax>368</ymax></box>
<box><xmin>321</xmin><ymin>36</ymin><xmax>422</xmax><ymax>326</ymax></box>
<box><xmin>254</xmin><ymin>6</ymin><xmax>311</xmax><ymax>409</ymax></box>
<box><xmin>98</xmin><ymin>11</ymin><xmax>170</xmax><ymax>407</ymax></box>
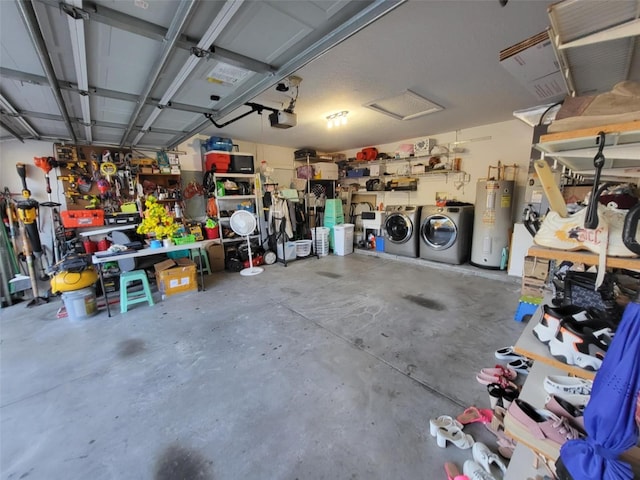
<box><xmin>537</xmin><ymin>100</ymin><xmax>564</xmax><ymax>126</ymax></box>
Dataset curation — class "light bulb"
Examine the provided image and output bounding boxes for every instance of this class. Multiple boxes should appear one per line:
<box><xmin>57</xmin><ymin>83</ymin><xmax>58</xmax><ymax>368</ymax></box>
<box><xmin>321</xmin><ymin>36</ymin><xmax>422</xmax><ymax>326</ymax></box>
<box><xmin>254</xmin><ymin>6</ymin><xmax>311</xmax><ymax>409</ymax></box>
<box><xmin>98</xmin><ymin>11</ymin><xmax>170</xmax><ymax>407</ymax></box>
<box><xmin>341</xmin><ymin>116</ymin><xmax>347</xmax><ymax>125</ymax></box>
<box><xmin>327</xmin><ymin>119</ymin><xmax>333</xmax><ymax>128</ymax></box>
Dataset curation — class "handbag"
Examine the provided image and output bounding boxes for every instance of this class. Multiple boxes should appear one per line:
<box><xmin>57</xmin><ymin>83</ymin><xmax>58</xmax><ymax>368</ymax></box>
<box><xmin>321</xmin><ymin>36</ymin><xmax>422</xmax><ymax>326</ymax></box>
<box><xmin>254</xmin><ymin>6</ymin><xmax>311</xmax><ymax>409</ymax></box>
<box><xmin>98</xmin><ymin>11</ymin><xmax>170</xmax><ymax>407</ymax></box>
<box><xmin>559</xmin><ymin>271</ymin><xmax>617</xmax><ymax>314</ymax></box>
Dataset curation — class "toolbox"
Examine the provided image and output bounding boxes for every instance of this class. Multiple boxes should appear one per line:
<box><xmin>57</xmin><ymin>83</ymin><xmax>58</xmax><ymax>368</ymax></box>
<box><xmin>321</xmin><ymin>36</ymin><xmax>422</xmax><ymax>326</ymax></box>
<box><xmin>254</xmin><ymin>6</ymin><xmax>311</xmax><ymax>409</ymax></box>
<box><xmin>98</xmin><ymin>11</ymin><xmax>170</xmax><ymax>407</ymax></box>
<box><xmin>61</xmin><ymin>209</ymin><xmax>104</xmax><ymax>228</ymax></box>
<box><xmin>104</xmin><ymin>212</ymin><xmax>141</xmax><ymax>226</ymax></box>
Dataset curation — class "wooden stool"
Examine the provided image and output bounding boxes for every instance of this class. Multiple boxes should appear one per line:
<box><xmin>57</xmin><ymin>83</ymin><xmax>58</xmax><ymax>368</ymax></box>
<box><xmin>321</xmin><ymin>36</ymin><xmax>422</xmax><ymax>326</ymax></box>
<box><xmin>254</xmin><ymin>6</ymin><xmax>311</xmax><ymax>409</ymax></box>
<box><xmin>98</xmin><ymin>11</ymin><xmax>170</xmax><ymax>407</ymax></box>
<box><xmin>119</xmin><ymin>270</ymin><xmax>154</xmax><ymax>313</ymax></box>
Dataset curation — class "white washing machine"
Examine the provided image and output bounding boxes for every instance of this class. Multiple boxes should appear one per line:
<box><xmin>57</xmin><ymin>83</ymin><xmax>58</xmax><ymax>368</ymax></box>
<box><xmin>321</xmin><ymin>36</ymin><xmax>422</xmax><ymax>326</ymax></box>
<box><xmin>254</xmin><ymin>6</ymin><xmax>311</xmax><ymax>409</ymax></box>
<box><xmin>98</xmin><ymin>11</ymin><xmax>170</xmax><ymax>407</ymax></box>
<box><xmin>419</xmin><ymin>204</ymin><xmax>474</xmax><ymax>264</ymax></box>
<box><xmin>383</xmin><ymin>205</ymin><xmax>421</xmax><ymax>257</ymax></box>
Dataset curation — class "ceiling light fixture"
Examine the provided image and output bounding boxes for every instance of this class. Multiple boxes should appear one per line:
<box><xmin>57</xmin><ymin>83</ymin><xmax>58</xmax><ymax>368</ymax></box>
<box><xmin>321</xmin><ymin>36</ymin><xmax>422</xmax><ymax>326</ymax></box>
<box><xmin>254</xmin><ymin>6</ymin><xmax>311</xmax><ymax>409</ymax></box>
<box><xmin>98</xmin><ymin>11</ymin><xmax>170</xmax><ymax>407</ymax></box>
<box><xmin>326</xmin><ymin>110</ymin><xmax>348</xmax><ymax>128</ymax></box>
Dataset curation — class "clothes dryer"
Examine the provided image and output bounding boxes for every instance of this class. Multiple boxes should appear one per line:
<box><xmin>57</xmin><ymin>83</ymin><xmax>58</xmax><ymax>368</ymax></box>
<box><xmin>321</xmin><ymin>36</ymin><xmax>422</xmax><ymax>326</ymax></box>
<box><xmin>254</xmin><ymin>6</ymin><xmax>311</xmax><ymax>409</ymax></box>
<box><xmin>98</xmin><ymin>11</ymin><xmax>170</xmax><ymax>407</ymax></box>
<box><xmin>419</xmin><ymin>205</ymin><xmax>474</xmax><ymax>264</ymax></box>
<box><xmin>383</xmin><ymin>205</ymin><xmax>421</xmax><ymax>257</ymax></box>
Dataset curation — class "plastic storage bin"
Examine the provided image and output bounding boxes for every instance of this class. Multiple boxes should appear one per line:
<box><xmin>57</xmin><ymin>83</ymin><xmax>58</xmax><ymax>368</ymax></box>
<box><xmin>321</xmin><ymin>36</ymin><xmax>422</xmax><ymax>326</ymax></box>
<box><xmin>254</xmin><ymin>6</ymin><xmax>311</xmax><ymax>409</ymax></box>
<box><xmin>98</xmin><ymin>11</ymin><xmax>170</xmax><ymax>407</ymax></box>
<box><xmin>277</xmin><ymin>241</ymin><xmax>297</xmax><ymax>261</ymax></box>
<box><xmin>333</xmin><ymin>223</ymin><xmax>354</xmax><ymax>256</ymax></box>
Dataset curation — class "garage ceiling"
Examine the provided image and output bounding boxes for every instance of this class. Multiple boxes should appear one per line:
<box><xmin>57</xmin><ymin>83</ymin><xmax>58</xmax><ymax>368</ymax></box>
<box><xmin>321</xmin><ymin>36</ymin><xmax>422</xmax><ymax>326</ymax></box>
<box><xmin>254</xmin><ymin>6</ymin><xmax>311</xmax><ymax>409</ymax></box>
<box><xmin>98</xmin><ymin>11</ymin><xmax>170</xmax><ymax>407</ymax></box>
<box><xmin>1</xmin><ymin>0</ymin><xmax>639</xmax><ymax>153</ymax></box>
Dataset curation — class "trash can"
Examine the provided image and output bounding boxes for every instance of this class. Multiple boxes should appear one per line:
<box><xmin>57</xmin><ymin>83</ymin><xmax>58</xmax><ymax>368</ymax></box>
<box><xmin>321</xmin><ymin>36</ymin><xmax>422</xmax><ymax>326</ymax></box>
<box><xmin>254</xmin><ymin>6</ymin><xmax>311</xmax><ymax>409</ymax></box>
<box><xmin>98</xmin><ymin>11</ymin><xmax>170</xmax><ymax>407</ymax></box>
<box><xmin>333</xmin><ymin>223</ymin><xmax>355</xmax><ymax>255</ymax></box>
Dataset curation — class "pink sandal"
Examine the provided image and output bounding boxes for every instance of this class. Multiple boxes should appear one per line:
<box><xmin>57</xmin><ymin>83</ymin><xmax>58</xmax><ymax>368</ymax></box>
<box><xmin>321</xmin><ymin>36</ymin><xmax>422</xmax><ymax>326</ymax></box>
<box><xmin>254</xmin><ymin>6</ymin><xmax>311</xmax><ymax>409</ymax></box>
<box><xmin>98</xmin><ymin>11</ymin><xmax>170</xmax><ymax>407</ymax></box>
<box><xmin>456</xmin><ymin>406</ymin><xmax>493</xmax><ymax>425</ymax></box>
<box><xmin>480</xmin><ymin>365</ymin><xmax>517</xmax><ymax>381</ymax></box>
<box><xmin>475</xmin><ymin>372</ymin><xmax>517</xmax><ymax>390</ymax></box>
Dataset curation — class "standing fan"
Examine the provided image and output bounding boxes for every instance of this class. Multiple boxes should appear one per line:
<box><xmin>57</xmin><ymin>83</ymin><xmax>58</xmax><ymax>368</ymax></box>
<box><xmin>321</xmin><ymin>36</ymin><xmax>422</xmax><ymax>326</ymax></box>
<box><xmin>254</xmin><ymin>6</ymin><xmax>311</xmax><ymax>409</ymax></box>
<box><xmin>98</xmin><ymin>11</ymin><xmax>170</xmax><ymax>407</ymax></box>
<box><xmin>229</xmin><ymin>210</ymin><xmax>263</xmax><ymax>276</ymax></box>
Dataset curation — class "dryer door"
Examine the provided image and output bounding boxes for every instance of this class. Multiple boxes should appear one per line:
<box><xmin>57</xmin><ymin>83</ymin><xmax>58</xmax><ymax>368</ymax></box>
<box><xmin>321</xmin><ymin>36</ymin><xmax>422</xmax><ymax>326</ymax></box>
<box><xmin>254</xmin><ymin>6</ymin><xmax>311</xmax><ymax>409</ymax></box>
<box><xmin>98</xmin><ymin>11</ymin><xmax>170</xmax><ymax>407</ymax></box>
<box><xmin>421</xmin><ymin>214</ymin><xmax>457</xmax><ymax>250</ymax></box>
<box><xmin>385</xmin><ymin>213</ymin><xmax>412</xmax><ymax>244</ymax></box>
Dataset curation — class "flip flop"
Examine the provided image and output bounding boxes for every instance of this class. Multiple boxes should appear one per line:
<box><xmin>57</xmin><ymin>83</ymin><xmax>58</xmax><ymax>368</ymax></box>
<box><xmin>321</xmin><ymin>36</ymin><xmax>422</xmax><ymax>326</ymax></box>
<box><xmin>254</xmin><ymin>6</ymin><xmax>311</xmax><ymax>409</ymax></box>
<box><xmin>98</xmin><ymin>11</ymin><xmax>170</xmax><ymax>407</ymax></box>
<box><xmin>456</xmin><ymin>406</ymin><xmax>493</xmax><ymax>425</ymax></box>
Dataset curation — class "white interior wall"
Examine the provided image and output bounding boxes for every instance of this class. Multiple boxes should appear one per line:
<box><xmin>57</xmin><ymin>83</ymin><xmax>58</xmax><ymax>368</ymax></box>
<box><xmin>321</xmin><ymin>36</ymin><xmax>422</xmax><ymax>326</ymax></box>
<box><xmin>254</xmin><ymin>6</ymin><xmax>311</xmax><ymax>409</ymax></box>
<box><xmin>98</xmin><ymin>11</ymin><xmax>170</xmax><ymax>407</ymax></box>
<box><xmin>0</xmin><ymin>118</ymin><xmax>534</xmax><ymax>257</ymax></box>
<box><xmin>340</xmin><ymin>119</ymin><xmax>533</xmax><ymax>222</ymax></box>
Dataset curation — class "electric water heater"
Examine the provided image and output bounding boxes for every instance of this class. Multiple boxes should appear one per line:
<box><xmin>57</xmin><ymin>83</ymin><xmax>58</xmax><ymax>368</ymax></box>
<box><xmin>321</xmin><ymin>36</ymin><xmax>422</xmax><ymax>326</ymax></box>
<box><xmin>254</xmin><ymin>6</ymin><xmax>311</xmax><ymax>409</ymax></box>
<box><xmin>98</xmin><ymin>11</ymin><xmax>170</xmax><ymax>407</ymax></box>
<box><xmin>470</xmin><ymin>180</ymin><xmax>515</xmax><ymax>269</ymax></box>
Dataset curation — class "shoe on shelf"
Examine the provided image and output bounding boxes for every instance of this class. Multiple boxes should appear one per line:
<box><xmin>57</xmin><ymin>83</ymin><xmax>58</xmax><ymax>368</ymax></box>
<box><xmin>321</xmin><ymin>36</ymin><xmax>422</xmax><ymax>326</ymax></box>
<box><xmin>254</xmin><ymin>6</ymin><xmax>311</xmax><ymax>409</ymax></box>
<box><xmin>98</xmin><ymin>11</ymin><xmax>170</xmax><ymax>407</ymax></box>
<box><xmin>507</xmin><ymin>357</ymin><xmax>532</xmax><ymax>375</ymax></box>
<box><xmin>476</xmin><ymin>372</ymin><xmax>518</xmax><ymax>390</ymax></box>
<box><xmin>463</xmin><ymin>460</ymin><xmax>497</xmax><ymax>480</ymax></box>
<box><xmin>429</xmin><ymin>415</ymin><xmax>463</xmax><ymax>437</ymax></box>
<box><xmin>436</xmin><ymin>426</ymin><xmax>475</xmax><ymax>449</ymax></box>
<box><xmin>543</xmin><ymin>375</ymin><xmax>592</xmax><ymax>407</ymax></box>
<box><xmin>472</xmin><ymin>442</ymin><xmax>507</xmax><ymax>477</ymax></box>
<box><xmin>547</xmin><ymin>319</ymin><xmax>613</xmax><ymax>371</ymax></box>
<box><xmin>494</xmin><ymin>346</ymin><xmax>526</xmax><ymax>362</ymax></box>
<box><xmin>505</xmin><ymin>399</ymin><xmax>582</xmax><ymax>459</ymax></box>
<box><xmin>487</xmin><ymin>383</ymin><xmax>519</xmax><ymax>409</ymax></box>
<box><xmin>533</xmin><ymin>304</ymin><xmax>592</xmax><ymax>344</ymax></box>
<box><xmin>480</xmin><ymin>365</ymin><xmax>517</xmax><ymax>381</ymax></box>
<box><xmin>545</xmin><ymin>394</ymin><xmax>586</xmax><ymax>434</ymax></box>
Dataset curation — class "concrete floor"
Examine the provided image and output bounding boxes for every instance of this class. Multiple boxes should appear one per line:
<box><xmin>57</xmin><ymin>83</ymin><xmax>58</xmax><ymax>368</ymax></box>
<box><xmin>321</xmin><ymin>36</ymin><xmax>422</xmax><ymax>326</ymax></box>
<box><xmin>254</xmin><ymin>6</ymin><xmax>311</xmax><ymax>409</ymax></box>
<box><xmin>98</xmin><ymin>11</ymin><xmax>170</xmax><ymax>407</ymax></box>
<box><xmin>1</xmin><ymin>253</ymin><xmax>526</xmax><ymax>480</ymax></box>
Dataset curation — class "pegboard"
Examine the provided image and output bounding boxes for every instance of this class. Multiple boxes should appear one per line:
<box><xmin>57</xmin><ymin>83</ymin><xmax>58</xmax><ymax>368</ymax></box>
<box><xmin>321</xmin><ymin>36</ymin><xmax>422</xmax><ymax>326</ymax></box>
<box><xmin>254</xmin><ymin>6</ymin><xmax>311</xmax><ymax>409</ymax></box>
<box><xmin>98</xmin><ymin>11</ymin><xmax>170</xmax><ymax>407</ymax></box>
<box><xmin>54</xmin><ymin>144</ymin><xmax>138</xmax><ymax>212</ymax></box>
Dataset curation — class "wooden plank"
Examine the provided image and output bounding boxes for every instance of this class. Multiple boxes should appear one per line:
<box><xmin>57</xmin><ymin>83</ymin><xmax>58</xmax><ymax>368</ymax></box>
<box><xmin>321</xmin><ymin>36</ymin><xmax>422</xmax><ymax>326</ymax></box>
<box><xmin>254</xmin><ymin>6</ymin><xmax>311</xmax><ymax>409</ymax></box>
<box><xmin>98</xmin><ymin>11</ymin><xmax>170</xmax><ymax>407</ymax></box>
<box><xmin>540</xmin><ymin>120</ymin><xmax>640</xmax><ymax>143</ymax></box>
<box><xmin>527</xmin><ymin>246</ymin><xmax>640</xmax><ymax>270</ymax></box>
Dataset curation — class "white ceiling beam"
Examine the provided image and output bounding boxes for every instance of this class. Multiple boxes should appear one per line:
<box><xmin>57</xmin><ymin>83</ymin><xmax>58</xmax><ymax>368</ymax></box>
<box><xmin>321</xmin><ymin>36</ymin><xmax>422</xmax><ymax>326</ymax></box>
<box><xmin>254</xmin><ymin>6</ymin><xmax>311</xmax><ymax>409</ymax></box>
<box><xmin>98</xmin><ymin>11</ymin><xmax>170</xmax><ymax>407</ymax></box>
<box><xmin>558</xmin><ymin>19</ymin><xmax>640</xmax><ymax>50</ymax></box>
<box><xmin>16</xmin><ymin>0</ymin><xmax>76</xmax><ymax>143</ymax></box>
<box><xmin>34</xmin><ymin>0</ymin><xmax>274</xmax><ymax>74</ymax></box>
<box><xmin>65</xmin><ymin>0</ymin><xmax>91</xmax><ymax>142</ymax></box>
<box><xmin>120</xmin><ymin>0</ymin><xmax>196</xmax><ymax>146</ymax></box>
<box><xmin>0</xmin><ymin>93</ymin><xmax>40</xmax><ymax>139</ymax></box>
<box><xmin>133</xmin><ymin>0</ymin><xmax>245</xmax><ymax>146</ymax></box>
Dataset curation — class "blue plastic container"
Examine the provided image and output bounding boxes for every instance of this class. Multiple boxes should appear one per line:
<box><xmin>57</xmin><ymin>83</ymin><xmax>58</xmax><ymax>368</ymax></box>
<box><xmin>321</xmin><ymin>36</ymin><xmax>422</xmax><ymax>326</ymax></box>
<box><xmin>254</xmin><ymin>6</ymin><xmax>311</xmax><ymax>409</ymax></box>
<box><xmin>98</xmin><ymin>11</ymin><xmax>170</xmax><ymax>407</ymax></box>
<box><xmin>205</xmin><ymin>136</ymin><xmax>233</xmax><ymax>152</ymax></box>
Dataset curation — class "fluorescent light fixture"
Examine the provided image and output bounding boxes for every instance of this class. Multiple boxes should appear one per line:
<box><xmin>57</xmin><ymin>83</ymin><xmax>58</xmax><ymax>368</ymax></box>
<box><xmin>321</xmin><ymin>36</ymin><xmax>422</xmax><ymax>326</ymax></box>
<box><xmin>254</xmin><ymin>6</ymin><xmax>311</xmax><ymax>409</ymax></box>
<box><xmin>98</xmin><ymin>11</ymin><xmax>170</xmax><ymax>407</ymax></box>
<box><xmin>326</xmin><ymin>110</ymin><xmax>348</xmax><ymax>129</ymax></box>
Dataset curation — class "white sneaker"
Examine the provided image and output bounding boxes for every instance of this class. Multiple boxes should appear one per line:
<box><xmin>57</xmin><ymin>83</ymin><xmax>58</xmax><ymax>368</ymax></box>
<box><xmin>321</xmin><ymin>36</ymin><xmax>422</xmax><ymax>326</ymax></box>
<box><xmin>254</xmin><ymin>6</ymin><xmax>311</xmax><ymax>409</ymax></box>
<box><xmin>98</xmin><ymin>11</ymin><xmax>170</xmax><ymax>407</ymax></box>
<box><xmin>463</xmin><ymin>460</ymin><xmax>497</xmax><ymax>480</ymax></box>
<box><xmin>543</xmin><ymin>375</ymin><xmax>592</xmax><ymax>407</ymax></box>
<box><xmin>472</xmin><ymin>442</ymin><xmax>507</xmax><ymax>476</ymax></box>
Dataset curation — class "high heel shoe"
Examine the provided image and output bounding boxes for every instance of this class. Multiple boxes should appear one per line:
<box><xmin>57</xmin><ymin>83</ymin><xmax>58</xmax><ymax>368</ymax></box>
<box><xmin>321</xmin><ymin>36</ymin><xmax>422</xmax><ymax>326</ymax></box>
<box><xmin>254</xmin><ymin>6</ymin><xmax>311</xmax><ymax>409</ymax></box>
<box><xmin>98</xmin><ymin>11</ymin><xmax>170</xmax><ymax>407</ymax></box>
<box><xmin>429</xmin><ymin>415</ymin><xmax>463</xmax><ymax>437</ymax></box>
<box><xmin>436</xmin><ymin>426</ymin><xmax>475</xmax><ymax>449</ymax></box>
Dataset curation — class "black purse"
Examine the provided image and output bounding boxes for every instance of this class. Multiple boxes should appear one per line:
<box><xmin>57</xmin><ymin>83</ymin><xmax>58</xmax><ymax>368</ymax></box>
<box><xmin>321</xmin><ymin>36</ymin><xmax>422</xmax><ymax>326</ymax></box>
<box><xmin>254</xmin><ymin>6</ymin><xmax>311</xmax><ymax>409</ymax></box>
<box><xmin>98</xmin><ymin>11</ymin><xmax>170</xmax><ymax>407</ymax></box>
<box><xmin>561</xmin><ymin>271</ymin><xmax>617</xmax><ymax>314</ymax></box>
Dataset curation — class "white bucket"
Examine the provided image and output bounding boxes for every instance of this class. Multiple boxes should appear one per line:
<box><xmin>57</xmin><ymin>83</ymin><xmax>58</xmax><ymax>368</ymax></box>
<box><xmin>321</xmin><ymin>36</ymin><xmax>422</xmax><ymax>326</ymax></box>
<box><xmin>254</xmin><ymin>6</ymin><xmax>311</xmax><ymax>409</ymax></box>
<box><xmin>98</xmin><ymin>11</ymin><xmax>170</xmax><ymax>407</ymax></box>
<box><xmin>311</xmin><ymin>227</ymin><xmax>330</xmax><ymax>256</ymax></box>
<box><xmin>62</xmin><ymin>286</ymin><xmax>97</xmax><ymax>321</ymax></box>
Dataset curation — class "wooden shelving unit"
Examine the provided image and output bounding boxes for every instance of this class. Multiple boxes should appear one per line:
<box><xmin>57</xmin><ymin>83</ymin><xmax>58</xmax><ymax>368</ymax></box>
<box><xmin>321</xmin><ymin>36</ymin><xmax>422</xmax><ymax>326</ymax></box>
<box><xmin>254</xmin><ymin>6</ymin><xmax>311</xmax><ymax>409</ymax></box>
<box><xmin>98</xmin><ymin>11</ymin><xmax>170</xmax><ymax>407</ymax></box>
<box><xmin>528</xmin><ymin>245</ymin><xmax>640</xmax><ymax>271</ymax></box>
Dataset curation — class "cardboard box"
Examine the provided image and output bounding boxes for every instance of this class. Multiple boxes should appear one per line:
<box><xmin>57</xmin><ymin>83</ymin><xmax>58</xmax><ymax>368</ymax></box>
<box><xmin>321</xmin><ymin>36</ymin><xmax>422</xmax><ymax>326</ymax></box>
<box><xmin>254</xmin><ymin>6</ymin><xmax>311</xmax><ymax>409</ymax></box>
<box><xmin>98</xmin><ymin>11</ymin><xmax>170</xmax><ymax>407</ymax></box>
<box><xmin>154</xmin><ymin>258</ymin><xmax>197</xmax><ymax>296</ymax></box>
<box><xmin>523</xmin><ymin>256</ymin><xmax>549</xmax><ymax>281</ymax></box>
<box><xmin>499</xmin><ymin>30</ymin><xmax>567</xmax><ymax>102</ymax></box>
<box><xmin>206</xmin><ymin>243</ymin><xmax>225</xmax><ymax>272</ymax></box>
<box><xmin>521</xmin><ymin>277</ymin><xmax>546</xmax><ymax>298</ymax></box>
